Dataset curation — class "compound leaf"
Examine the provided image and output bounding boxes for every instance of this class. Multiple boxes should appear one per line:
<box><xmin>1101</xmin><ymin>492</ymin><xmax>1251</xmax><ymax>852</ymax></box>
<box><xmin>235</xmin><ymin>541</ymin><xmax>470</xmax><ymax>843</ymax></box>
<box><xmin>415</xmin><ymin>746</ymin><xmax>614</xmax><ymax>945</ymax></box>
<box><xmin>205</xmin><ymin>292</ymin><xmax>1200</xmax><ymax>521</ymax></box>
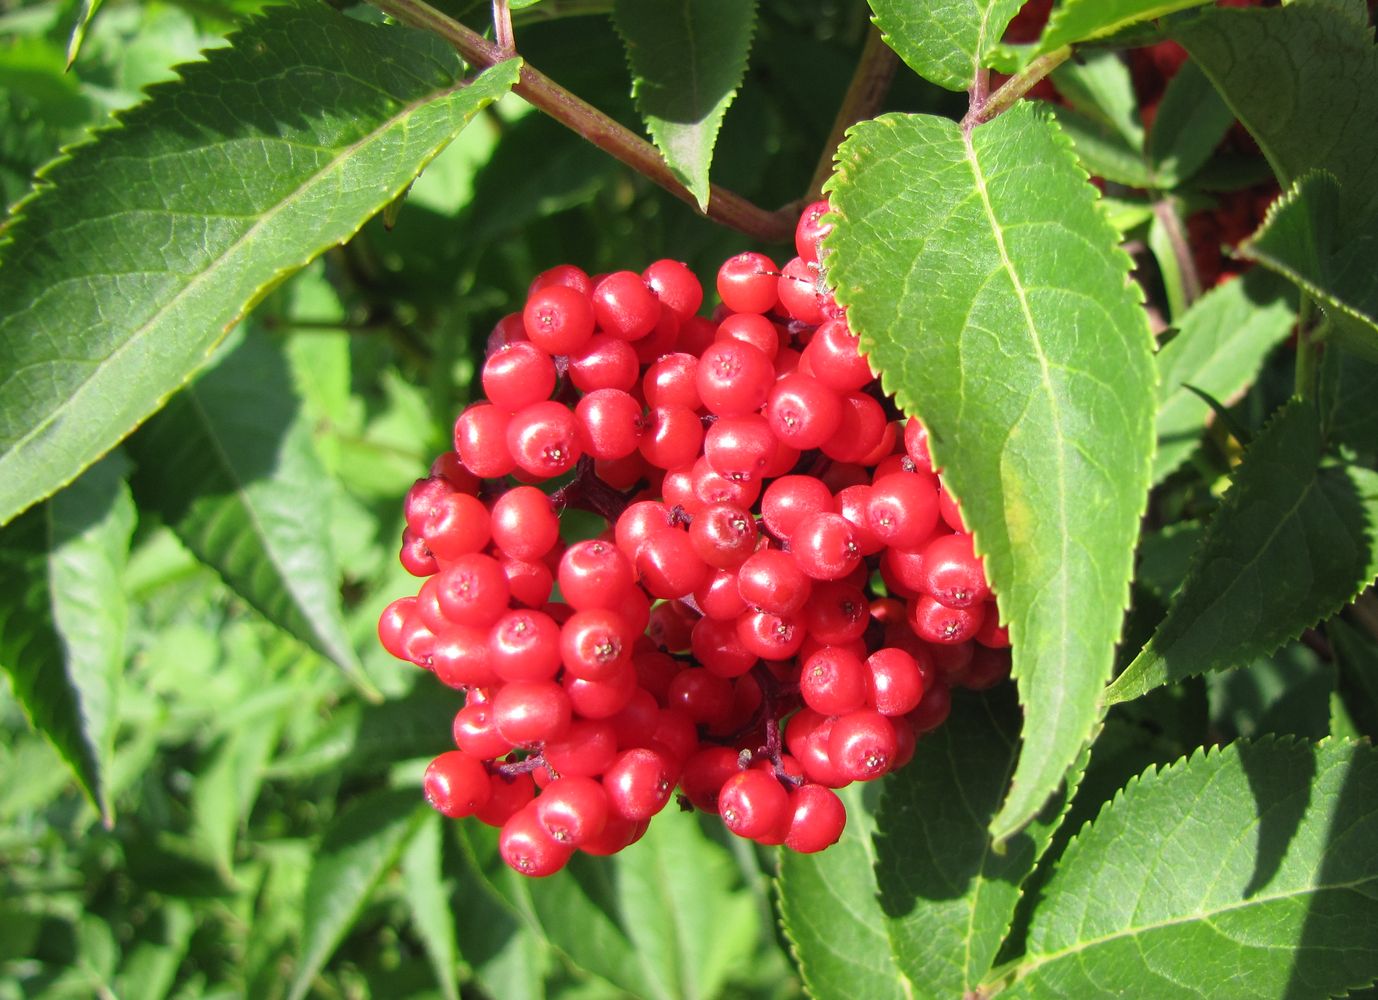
<box><xmin>874</xmin><ymin>687</ymin><xmax>1082</xmax><ymax>997</ymax></box>
<box><xmin>779</xmin><ymin>785</ymin><xmax>914</xmax><ymax>1000</ymax></box>
<box><xmin>288</xmin><ymin>789</ymin><xmax>428</xmax><ymax>1000</ymax></box>
<box><xmin>868</xmin><ymin>0</ymin><xmax>1023</xmax><ymax>92</ymax></box>
<box><xmin>1153</xmin><ymin>269</ymin><xmax>1295</xmax><ymax>484</ymax></box>
<box><xmin>613</xmin><ymin>0</ymin><xmax>756</xmax><ymax>211</ymax></box>
<box><xmin>826</xmin><ymin>104</ymin><xmax>1155</xmax><ymax>840</ymax></box>
<box><xmin>1241</xmin><ymin>172</ymin><xmax>1378</xmax><ymax>356</ymax></box>
<box><xmin>1033</xmin><ymin>0</ymin><xmax>1214</xmax><ymax>57</ymax></box>
<box><xmin>1108</xmin><ymin>399</ymin><xmax>1378</xmax><ymax>704</ymax></box>
<box><xmin>998</xmin><ymin>739</ymin><xmax>1378</xmax><ymax>1000</ymax></box>
<box><xmin>0</xmin><ymin>453</ymin><xmax>133</xmax><ymax>822</ymax></box>
<box><xmin>0</xmin><ymin>3</ymin><xmax>519</xmax><ymax>526</ymax></box>
<box><xmin>127</xmin><ymin>331</ymin><xmax>371</xmax><ymax>692</ymax></box>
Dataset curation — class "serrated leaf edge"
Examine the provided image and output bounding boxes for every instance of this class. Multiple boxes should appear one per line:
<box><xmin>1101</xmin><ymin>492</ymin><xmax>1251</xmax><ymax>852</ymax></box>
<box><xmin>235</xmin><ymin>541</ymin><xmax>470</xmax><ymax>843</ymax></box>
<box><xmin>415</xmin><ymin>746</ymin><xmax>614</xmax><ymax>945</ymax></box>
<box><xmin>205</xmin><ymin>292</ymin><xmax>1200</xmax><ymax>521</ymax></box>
<box><xmin>1107</xmin><ymin>397</ymin><xmax>1378</xmax><ymax>704</ymax></box>
<box><xmin>994</xmin><ymin>735</ymin><xmax>1375</xmax><ymax>991</ymax></box>
<box><xmin>1239</xmin><ymin>171</ymin><xmax>1378</xmax><ymax>336</ymax></box>
<box><xmin>611</xmin><ymin>0</ymin><xmax>758</xmax><ymax>212</ymax></box>
<box><xmin>0</xmin><ymin>5</ymin><xmax>521</xmax><ymax>523</ymax></box>
<box><xmin>824</xmin><ymin>105</ymin><xmax>1154</xmax><ymax>841</ymax></box>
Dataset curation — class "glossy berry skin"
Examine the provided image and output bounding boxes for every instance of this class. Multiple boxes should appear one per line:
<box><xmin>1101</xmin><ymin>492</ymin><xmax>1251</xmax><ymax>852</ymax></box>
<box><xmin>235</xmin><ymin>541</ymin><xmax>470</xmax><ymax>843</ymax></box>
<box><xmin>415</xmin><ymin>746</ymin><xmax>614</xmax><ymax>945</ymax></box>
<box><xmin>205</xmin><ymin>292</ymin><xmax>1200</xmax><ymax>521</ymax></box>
<box><xmin>920</xmin><ymin>532</ymin><xmax>990</xmax><ymax>608</ymax></box>
<box><xmin>592</xmin><ymin>271</ymin><xmax>661</xmax><ymax>340</ymax></box>
<box><xmin>507</xmin><ymin>401</ymin><xmax>583</xmax><ymax>478</ymax></box>
<box><xmin>909</xmin><ymin>594</ymin><xmax>987</xmax><ymax>645</ymax></box>
<box><xmin>794</xmin><ymin>199</ymin><xmax>833</xmax><ymax>263</ymax></box>
<box><xmin>800</xmin><ymin>645</ymin><xmax>868</xmax><ymax>716</ymax></box>
<box><xmin>603</xmin><ymin>747</ymin><xmax>679</xmax><ymax>820</ymax></box>
<box><xmin>828</xmin><ymin>709</ymin><xmax>898</xmax><ymax>782</ymax></box>
<box><xmin>500</xmin><ymin>806</ymin><xmax>575</xmax><ymax>877</ymax></box>
<box><xmin>575</xmin><ymin>389</ymin><xmax>643</xmax><ymax>460</ymax></box>
<box><xmin>535</xmin><ymin>776</ymin><xmax>609</xmax><ymax>846</ymax></box>
<box><xmin>867</xmin><ymin>473</ymin><xmax>941</xmax><ymax>551</ymax></box>
<box><xmin>523</xmin><ymin>284</ymin><xmax>595</xmax><ymax>355</ymax></box>
<box><xmin>785</xmin><ymin>784</ymin><xmax>847</xmax><ymax>853</ymax></box>
<box><xmin>558</xmin><ymin>540</ymin><xmax>635</xmax><ymax>611</ymax></box>
<box><xmin>643</xmin><ymin>259</ymin><xmax>704</xmax><ymax>318</ymax></box>
<box><xmin>492</xmin><ymin>680</ymin><xmax>572</xmax><ymax>745</ymax></box>
<box><xmin>489</xmin><ymin>609</ymin><xmax>562</xmax><ymax>681</ymax></box>
<box><xmin>424</xmin><ymin>751</ymin><xmax>492</xmax><ymax>818</ymax></box>
<box><xmin>689</xmin><ymin>503</ymin><xmax>759</xmax><ymax>569</ymax></box>
<box><xmin>737</xmin><ymin>548</ymin><xmax>812</xmax><ymax>616</ymax></box>
<box><xmin>866</xmin><ymin>647</ymin><xmax>926</xmax><ymax>717</ymax></box>
<box><xmin>568</xmin><ymin>334</ymin><xmax>639</xmax><ymax>392</ymax></box>
<box><xmin>718</xmin><ymin>768</ymin><xmax>790</xmax><ymax>840</ymax></box>
<box><xmin>716</xmin><ymin>251</ymin><xmax>779</xmax><ymax>314</ymax></box>
<box><xmin>791</xmin><ymin>512</ymin><xmax>862</xmax><ymax>581</ymax></box>
<box><xmin>696</xmin><ymin>340</ymin><xmax>775</xmax><ymax>417</ymax></box>
<box><xmin>490</xmin><ymin>486</ymin><xmax>560</xmax><ymax>561</ymax></box>
<box><xmin>482</xmin><ymin>342</ymin><xmax>556</xmax><ymax>411</ymax></box>
<box><xmin>767</xmin><ymin>373</ymin><xmax>843</xmax><ymax>449</ymax></box>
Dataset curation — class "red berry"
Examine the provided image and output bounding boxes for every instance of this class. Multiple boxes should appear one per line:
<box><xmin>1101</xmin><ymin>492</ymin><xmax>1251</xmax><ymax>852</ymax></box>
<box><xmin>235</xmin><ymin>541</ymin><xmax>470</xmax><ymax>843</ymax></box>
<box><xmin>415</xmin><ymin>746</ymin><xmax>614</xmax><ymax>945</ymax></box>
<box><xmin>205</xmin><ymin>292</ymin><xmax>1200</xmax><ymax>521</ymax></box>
<box><xmin>424</xmin><ymin>751</ymin><xmax>492</xmax><ymax>818</ymax></box>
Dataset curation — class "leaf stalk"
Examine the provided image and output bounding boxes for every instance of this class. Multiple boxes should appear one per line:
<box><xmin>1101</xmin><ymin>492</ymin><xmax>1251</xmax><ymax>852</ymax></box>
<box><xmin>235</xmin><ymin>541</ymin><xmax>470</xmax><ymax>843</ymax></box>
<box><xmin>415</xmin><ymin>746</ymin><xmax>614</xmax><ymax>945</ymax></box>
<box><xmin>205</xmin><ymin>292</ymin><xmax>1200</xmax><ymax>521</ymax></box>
<box><xmin>369</xmin><ymin>0</ymin><xmax>796</xmax><ymax>242</ymax></box>
<box><xmin>963</xmin><ymin>45</ymin><xmax>1072</xmax><ymax>132</ymax></box>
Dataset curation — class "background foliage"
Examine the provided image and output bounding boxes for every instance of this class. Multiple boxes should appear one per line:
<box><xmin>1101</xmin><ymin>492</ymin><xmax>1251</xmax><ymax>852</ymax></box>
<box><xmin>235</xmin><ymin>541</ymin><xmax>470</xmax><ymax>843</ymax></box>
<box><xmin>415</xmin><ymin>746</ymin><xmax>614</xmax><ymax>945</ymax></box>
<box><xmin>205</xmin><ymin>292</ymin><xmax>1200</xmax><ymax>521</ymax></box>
<box><xmin>2</xmin><ymin>0</ymin><xmax>1377</xmax><ymax>997</ymax></box>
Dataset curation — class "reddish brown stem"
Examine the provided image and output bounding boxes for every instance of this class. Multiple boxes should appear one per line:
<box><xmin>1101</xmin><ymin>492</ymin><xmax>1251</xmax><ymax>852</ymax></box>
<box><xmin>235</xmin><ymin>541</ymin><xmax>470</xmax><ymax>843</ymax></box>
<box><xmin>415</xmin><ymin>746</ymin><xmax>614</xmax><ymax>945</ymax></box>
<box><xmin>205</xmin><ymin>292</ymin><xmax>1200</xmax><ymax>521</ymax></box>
<box><xmin>371</xmin><ymin>0</ymin><xmax>795</xmax><ymax>243</ymax></box>
<box><xmin>806</xmin><ymin>24</ymin><xmax>901</xmax><ymax>202</ymax></box>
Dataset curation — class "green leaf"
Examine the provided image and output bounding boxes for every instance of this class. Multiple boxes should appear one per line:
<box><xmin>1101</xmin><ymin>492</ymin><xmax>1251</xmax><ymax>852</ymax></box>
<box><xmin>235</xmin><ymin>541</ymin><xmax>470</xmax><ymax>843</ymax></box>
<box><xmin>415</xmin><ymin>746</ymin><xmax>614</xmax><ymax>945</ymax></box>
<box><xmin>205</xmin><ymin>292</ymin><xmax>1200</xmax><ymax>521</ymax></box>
<box><xmin>1032</xmin><ymin>0</ymin><xmax>1214</xmax><ymax>57</ymax></box>
<box><xmin>1241</xmin><ymin>172</ymin><xmax>1378</xmax><ymax>354</ymax></box>
<box><xmin>997</xmin><ymin>739</ymin><xmax>1378</xmax><ymax>999</ymax></box>
<box><xmin>1108</xmin><ymin>399</ymin><xmax>1378</xmax><ymax>704</ymax></box>
<box><xmin>287</xmin><ymin>789</ymin><xmax>429</xmax><ymax>1000</ymax></box>
<box><xmin>192</xmin><ymin>695</ymin><xmax>287</xmax><ymax>875</ymax></box>
<box><xmin>127</xmin><ymin>330</ymin><xmax>371</xmax><ymax>692</ymax></box>
<box><xmin>1153</xmin><ymin>269</ymin><xmax>1296</xmax><ymax>484</ymax></box>
<box><xmin>1146</xmin><ymin>57</ymin><xmax>1234</xmax><ymax>188</ymax></box>
<box><xmin>400</xmin><ymin>813</ymin><xmax>461</xmax><ymax>1000</ymax></box>
<box><xmin>0</xmin><ymin>2</ymin><xmax>520</xmax><ymax>527</ymax></box>
<box><xmin>1048</xmin><ymin>105</ymin><xmax>1153</xmax><ymax>187</ymax></box>
<box><xmin>778</xmin><ymin>785</ymin><xmax>913</xmax><ymax>1000</ymax></box>
<box><xmin>1175</xmin><ymin>1</ymin><xmax>1378</xmax><ymax>219</ymax></box>
<box><xmin>1052</xmin><ymin>49</ymin><xmax>1144</xmax><ymax>153</ymax></box>
<box><xmin>873</xmin><ymin>687</ymin><xmax>1081</xmax><ymax>997</ymax></box>
<box><xmin>1320</xmin><ymin>344</ymin><xmax>1378</xmax><ymax>458</ymax></box>
<box><xmin>0</xmin><ymin>453</ymin><xmax>134</xmax><ymax>821</ymax></box>
<box><xmin>826</xmin><ymin>103</ymin><xmax>1155</xmax><ymax>840</ymax></box>
<box><xmin>487</xmin><ymin>813</ymin><xmax>757</xmax><ymax>1000</ymax></box>
<box><xmin>612</xmin><ymin>0</ymin><xmax>757</xmax><ymax>211</ymax></box>
<box><xmin>65</xmin><ymin>0</ymin><xmax>105</xmax><ymax>68</ymax></box>
<box><xmin>867</xmin><ymin>0</ymin><xmax>1024</xmax><ymax>92</ymax></box>
<box><xmin>1328</xmin><ymin>617</ymin><xmax>1378</xmax><ymax>740</ymax></box>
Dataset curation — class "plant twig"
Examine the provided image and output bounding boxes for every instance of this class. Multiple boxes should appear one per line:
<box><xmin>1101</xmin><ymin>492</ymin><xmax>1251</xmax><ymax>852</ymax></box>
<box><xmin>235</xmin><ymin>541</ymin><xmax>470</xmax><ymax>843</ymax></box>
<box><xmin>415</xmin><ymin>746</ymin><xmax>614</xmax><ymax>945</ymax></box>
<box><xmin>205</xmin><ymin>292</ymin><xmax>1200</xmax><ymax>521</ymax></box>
<box><xmin>370</xmin><ymin>0</ymin><xmax>796</xmax><ymax>243</ymax></box>
<box><xmin>1152</xmin><ymin>195</ymin><xmax>1202</xmax><ymax>308</ymax></box>
<box><xmin>491</xmin><ymin>0</ymin><xmax>514</xmax><ymax>54</ymax></box>
<box><xmin>962</xmin><ymin>45</ymin><xmax>1071</xmax><ymax>132</ymax></box>
<box><xmin>806</xmin><ymin>24</ymin><xmax>900</xmax><ymax>202</ymax></box>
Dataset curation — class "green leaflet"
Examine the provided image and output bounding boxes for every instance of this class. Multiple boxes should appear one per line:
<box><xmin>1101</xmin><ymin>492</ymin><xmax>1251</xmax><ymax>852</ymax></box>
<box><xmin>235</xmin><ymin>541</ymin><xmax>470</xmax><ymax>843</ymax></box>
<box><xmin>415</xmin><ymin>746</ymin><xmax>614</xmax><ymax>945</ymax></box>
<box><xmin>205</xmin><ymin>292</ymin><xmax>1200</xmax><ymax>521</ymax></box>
<box><xmin>0</xmin><ymin>453</ymin><xmax>134</xmax><ymax>821</ymax></box>
<box><xmin>613</xmin><ymin>0</ymin><xmax>756</xmax><ymax>211</ymax></box>
<box><xmin>1146</xmin><ymin>57</ymin><xmax>1234</xmax><ymax>188</ymax></box>
<box><xmin>998</xmin><ymin>739</ymin><xmax>1378</xmax><ymax>999</ymax></box>
<box><xmin>1241</xmin><ymin>172</ymin><xmax>1378</xmax><ymax>356</ymax></box>
<box><xmin>1033</xmin><ymin>0</ymin><xmax>1214</xmax><ymax>57</ymax></box>
<box><xmin>400</xmin><ymin>813</ymin><xmax>462</xmax><ymax>1000</ymax></box>
<box><xmin>874</xmin><ymin>688</ymin><xmax>1082</xmax><ymax>997</ymax></box>
<box><xmin>127</xmin><ymin>331</ymin><xmax>371</xmax><ymax>693</ymax></box>
<box><xmin>825</xmin><ymin>104</ymin><xmax>1155</xmax><ymax>840</ymax></box>
<box><xmin>0</xmin><ymin>2</ymin><xmax>520</xmax><ymax>527</ymax></box>
<box><xmin>287</xmin><ymin>790</ymin><xmax>429</xmax><ymax>1000</ymax></box>
<box><xmin>778</xmin><ymin>785</ymin><xmax>913</xmax><ymax>1000</ymax></box>
<box><xmin>867</xmin><ymin>0</ymin><xmax>1023</xmax><ymax>91</ymax></box>
<box><xmin>1153</xmin><ymin>269</ymin><xmax>1296</xmax><ymax>484</ymax></box>
<box><xmin>1108</xmin><ymin>399</ymin><xmax>1378</xmax><ymax>704</ymax></box>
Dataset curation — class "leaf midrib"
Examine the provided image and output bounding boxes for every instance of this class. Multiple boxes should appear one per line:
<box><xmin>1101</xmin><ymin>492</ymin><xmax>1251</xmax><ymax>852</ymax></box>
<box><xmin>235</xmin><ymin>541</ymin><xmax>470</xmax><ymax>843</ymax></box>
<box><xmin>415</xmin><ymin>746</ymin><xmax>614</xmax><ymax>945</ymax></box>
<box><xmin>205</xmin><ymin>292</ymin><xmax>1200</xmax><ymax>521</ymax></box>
<box><xmin>0</xmin><ymin>74</ymin><xmax>465</xmax><ymax>501</ymax></box>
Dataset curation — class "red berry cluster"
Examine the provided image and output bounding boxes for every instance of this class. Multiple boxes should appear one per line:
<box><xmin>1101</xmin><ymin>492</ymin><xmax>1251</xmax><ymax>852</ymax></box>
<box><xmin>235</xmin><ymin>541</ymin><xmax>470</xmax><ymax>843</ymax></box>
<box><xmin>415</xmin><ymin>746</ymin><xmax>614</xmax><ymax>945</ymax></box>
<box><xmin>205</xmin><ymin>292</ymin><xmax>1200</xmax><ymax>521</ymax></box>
<box><xmin>379</xmin><ymin>202</ymin><xmax>1011</xmax><ymax>877</ymax></box>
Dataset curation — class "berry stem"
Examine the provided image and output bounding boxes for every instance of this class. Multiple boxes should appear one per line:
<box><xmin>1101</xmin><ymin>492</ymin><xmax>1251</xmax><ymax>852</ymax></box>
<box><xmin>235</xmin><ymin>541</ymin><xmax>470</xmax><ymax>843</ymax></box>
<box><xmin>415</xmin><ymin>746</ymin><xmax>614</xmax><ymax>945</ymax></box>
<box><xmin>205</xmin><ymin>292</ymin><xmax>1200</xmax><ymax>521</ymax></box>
<box><xmin>369</xmin><ymin>0</ymin><xmax>796</xmax><ymax>242</ymax></box>
<box><xmin>491</xmin><ymin>0</ymin><xmax>514</xmax><ymax>54</ymax></box>
<box><xmin>962</xmin><ymin>45</ymin><xmax>1072</xmax><ymax>132</ymax></box>
<box><xmin>490</xmin><ymin>753</ymin><xmax>548</xmax><ymax>779</ymax></box>
<box><xmin>549</xmin><ymin>456</ymin><xmax>641</xmax><ymax>522</ymax></box>
<box><xmin>806</xmin><ymin>24</ymin><xmax>900</xmax><ymax>202</ymax></box>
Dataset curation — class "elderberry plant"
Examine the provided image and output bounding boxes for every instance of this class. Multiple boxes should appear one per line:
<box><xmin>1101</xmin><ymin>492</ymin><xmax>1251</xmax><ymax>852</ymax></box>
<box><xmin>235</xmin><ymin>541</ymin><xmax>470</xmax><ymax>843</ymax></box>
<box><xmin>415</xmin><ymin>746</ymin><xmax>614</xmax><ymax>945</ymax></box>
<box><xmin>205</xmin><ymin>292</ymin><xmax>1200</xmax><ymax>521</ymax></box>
<box><xmin>0</xmin><ymin>0</ymin><xmax>1376</xmax><ymax>998</ymax></box>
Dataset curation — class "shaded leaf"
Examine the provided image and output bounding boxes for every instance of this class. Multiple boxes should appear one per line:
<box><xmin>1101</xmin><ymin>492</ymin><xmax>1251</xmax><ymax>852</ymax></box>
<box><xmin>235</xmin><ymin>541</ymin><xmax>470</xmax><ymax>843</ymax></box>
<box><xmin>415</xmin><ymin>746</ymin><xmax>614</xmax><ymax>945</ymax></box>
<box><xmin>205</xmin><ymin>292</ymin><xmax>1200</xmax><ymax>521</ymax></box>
<box><xmin>613</xmin><ymin>0</ymin><xmax>757</xmax><ymax>210</ymax></box>
<box><xmin>1146</xmin><ymin>57</ymin><xmax>1234</xmax><ymax>188</ymax></box>
<box><xmin>1320</xmin><ymin>344</ymin><xmax>1378</xmax><ymax>458</ymax></box>
<box><xmin>1108</xmin><ymin>399</ymin><xmax>1378</xmax><ymax>704</ymax></box>
<box><xmin>778</xmin><ymin>785</ymin><xmax>913</xmax><ymax>1000</ymax></box>
<box><xmin>868</xmin><ymin>0</ymin><xmax>1024</xmax><ymax>92</ymax></box>
<box><xmin>874</xmin><ymin>687</ymin><xmax>1082</xmax><ymax>997</ymax></box>
<box><xmin>0</xmin><ymin>453</ymin><xmax>133</xmax><ymax>820</ymax></box>
<box><xmin>287</xmin><ymin>789</ymin><xmax>429</xmax><ymax>1000</ymax></box>
<box><xmin>1052</xmin><ymin>49</ymin><xmax>1144</xmax><ymax>153</ymax></box>
<box><xmin>0</xmin><ymin>2</ymin><xmax>519</xmax><ymax>526</ymax></box>
<box><xmin>1048</xmin><ymin>104</ymin><xmax>1152</xmax><ymax>187</ymax></box>
<box><xmin>826</xmin><ymin>104</ymin><xmax>1155</xmax><ymax>839</ymax></box>
<box><xmin>998</xmin><ymin>739</ymin><xmax>1378</xmax><ymax>1000</ymax></box>
<box><xmin>483</xmin><ymin>812</ymin><xmax>756</xmax><ymax>1000</ymax></box>
<box><xmin>1328</xmin><ymin>616</ymin><xmax>1378</xmax><ymax>740</ymax></box>
<box><xmin>1153</xmin><ymin>269</ymin><xmax>1296</xmax><ymax>484</ymax></box>
<box><xmin>400</xmin><ymin>813</ymin><xmax>461</xmax><ymax>1000</ymax></box>
<box><xmin>1033</xmin><ymin>0</ymin><xmax>1214</xmax><ymax>57</ymax></box>
<box><xmin>127</xmin><ymin>330</ymin><xmax>371</xmax><ymax>691</ymax></box>
<box><xmin>1241</xmin><ymin>172</ymin><xmax>1378</xmax><ymax>356</ymax></box>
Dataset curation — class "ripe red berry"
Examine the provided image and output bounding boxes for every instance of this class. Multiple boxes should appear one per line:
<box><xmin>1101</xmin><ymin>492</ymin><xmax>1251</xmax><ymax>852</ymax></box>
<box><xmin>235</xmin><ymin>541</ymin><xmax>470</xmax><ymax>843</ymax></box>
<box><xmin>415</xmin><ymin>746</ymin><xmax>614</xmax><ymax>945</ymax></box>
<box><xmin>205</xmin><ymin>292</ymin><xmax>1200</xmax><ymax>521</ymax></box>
<box><xmin>424</xmin><ymin>751</ymin><xmax>492</xmax><ymax>818</ymax></box>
